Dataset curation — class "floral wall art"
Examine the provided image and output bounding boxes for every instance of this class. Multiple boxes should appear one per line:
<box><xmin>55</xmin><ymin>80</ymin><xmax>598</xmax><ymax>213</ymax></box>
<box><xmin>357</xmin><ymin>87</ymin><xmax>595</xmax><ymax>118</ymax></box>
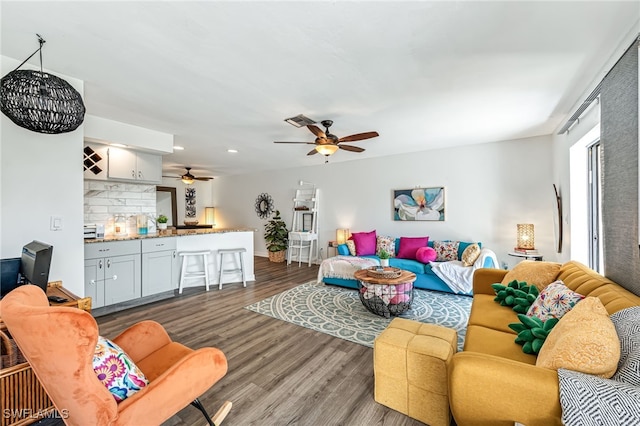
<box><xmin>393</xmin><ymin>187</ymin><xmax>445</xmax><ymax>221</ymax></box>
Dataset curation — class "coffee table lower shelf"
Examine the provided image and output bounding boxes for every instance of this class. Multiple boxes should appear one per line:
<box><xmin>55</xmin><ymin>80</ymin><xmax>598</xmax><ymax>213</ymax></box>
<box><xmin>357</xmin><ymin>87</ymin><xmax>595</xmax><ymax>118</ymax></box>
<box><xmin>354</xmin><ymin>269</ymin><xmax>417</xmax><ymax>318</ymax></box>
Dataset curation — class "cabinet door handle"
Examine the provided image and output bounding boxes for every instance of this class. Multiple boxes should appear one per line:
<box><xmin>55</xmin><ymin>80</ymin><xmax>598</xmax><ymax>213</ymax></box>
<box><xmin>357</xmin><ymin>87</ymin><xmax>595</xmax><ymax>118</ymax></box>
<box><xmin>156</xmin><ymin>243</ymin><xmax>164</xmax><ymax>247</ymax></box>
<box><xmin>138</xmin><ymin>171</ymin><xmax>143</xmax><ymax>179</ymax></box>
<box><xmin>107</xmin><ymin>259</ymin><xmax>111</xmax><ymax>268</ymax></box>
<box><xmin>99</xmin><ymin>260</ymin><xmax>103</xmax><ymax>269</ymax></box>
<box><xmin>173</xmin><ymin>251</ymin><xmax>176</xmax><ymax>258</ymax></box>
<box><xmin>131</xmin><ymin>170</ymin><xmax>136</xmax><ymax>178</ymax></box>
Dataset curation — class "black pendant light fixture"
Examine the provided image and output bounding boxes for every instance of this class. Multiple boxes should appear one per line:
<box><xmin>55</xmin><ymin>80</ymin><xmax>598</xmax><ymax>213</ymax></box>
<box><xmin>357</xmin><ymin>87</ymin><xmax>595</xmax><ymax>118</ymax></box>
<box><xmin>1</xmin><ymin>34</ymin><xmax>85</xmax><ymax>134</ymax></box>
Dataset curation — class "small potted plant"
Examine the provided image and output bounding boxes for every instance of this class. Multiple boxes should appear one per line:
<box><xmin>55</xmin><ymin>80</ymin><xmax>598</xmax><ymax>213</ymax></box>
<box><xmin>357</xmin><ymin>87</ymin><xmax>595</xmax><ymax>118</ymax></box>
<box><xmin>264</xmin><ymin>210</ymin><xmax>289</xmax><ymax>263</ymax></box>
<box><xmin>378</xmin><ymin>249</ymin><xmax>391</xmax><ymax>267</ymax></box>
<box><xmin>157</xmin><ymin>214</ymin><xmax>168</xmax><ymax>230</ymax></box>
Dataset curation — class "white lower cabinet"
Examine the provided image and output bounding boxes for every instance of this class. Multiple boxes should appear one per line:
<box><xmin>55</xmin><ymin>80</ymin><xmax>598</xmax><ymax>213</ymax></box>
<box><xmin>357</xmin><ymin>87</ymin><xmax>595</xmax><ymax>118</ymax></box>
<box><xmin>141</xmin><ymin>237</ymin><xmax>179</xmax><ymax>297</ymax></box>
<box><xmin>84</xmin><ymin>240</ymin><xmax>142</xmax><ymax>309</ymax></box>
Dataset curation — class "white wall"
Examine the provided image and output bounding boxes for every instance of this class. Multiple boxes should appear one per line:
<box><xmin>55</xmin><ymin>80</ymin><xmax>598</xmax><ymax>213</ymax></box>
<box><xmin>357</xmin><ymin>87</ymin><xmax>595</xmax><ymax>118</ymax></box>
<box><xmin>213</xmin><ymin>135</ymin><xmax>555</xmax><ymax>268</ymax></box>
<box><xmin>1</xmin><ymin>56</ymin><xmax>85</xmax><ymax>296</ymax></box>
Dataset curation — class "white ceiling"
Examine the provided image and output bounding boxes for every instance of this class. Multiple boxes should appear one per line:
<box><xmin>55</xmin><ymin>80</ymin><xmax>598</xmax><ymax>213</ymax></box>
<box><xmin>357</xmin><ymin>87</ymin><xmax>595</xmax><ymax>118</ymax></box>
<box><xmin>1</xmin><ymin>1</ymin><xmax>638</xmax><ymax>177</ymax></box>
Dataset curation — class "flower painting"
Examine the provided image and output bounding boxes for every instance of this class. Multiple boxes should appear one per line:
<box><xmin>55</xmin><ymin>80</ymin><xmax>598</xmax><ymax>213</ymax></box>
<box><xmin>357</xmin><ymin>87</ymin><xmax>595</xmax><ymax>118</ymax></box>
<box><xmin>394</xmin><ymin>187</ymin><xmax>445</xmax><ymax>221</ymax></box>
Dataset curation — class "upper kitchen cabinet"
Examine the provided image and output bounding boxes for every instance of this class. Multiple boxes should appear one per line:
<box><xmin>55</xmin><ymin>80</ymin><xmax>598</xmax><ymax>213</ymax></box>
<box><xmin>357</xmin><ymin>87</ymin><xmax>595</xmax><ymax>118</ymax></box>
<box><xmin>108</xmin><ymin>147</ymin><xmax>162</xmax><ymax>183</ymax></box>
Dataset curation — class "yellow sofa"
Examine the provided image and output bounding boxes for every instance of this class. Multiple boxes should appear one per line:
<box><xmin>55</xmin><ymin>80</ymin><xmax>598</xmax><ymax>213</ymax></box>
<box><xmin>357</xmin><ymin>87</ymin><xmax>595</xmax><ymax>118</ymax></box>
<box><xmin>449</xmin><ymin>260</ymin><xmax>640</xmax><ymax>426</ymax></box>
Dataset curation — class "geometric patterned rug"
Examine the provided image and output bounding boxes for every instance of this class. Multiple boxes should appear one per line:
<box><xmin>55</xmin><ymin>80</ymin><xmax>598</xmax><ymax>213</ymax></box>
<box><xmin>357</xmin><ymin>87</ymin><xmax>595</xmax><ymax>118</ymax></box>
<box><xmin>245</xmin><ymin>280</ymin><xmax>472</xmax><ymax>351</ymax></box>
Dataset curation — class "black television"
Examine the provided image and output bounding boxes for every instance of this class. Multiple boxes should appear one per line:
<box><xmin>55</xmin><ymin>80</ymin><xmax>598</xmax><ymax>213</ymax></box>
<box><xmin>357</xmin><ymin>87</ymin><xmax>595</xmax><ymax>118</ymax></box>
<box><xmin>21</xmin><ymin>240</ymin><xmax>53</xmax><ymax>292</ymax></box>
<box><xmin>0</xmin><ymin>257</ymin><xmax>22</xmax><ymax>297</ymax></box>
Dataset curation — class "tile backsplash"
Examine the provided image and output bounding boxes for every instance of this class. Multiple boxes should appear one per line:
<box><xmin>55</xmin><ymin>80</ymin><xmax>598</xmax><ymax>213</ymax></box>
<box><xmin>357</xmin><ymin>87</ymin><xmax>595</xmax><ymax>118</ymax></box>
<box><xmin>84</xmin><ymin>181</ymin><xmax>157</xmax><ymax>236</ymax></box>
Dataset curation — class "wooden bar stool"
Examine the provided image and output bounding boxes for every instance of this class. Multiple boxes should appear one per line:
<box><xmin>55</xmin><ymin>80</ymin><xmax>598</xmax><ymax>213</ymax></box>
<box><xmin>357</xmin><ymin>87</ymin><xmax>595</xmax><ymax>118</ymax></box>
<box><xmin>178</xmin><ymin>250</ymin><xmax>211</xmax><ymax>294</ymax></box>
<box><xmin>218</xmin><ymin>248</ymin><xmax>247</xmax><ymax>290</ymax></box>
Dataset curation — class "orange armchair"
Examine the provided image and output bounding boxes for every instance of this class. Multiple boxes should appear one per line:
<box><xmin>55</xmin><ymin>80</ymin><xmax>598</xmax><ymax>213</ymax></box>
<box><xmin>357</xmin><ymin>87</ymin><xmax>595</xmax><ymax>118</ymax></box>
<box><xmin>0</xmin><ymin>285</ymin><xmax>231</xmax><ymax>426</ymax></box>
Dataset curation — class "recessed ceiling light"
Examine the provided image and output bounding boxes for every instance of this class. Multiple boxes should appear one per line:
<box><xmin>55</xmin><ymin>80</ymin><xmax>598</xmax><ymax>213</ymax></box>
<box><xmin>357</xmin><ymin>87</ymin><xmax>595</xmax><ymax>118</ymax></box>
<box><xmin>110</xmin><ymin>143</ymin><xmax>127</xmax><ymax>148</ymax></box>
<box><xmin>227</xmin><ymin>149</ymin><xmax>238</xmax><ymax>153</ymax></box>
<box><xmin>173</xmin><ymin>145</ymin><xmax>184</xmax><ymax>151</ymax></box>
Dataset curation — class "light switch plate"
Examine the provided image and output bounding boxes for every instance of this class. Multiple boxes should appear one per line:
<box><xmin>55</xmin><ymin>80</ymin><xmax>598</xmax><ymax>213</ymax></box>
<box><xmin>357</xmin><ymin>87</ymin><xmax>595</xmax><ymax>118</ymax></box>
<box><xmin>50</xmin><ymin>216</ymin><xmax>63</xmax><ymax>231</ymax></box>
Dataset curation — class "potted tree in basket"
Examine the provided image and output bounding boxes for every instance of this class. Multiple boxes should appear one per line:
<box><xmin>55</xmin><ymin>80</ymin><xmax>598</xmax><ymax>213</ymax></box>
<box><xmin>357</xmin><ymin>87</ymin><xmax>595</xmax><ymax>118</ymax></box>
<box><xmin>157</xmin><ymin>214</ymin><xmax>169</xmax><ymax>230</ymax></box>
<box><xmin>265</xmin><ymin>210</ymin><xmax>289</xmax><ymax>263</ymax></box>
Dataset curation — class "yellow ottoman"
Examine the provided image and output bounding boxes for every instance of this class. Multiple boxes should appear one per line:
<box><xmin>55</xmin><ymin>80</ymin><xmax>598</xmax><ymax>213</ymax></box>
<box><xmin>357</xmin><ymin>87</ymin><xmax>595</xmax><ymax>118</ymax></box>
<box><xmin>374</xmin><ymin>318</ymin><xmax>457</xmax><ymax>426</ymax></box>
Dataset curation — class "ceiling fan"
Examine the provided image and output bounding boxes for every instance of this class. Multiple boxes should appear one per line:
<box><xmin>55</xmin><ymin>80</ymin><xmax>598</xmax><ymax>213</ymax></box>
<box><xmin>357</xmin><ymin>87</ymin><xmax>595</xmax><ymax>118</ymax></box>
<box><xmin>162</xmin><ymin>167</ymin><xmax>214</xmax><ymax>184</ymax></box>
<box><xmin>274</xmin><ymin>120</ymin><xmax>379</xmax><ymax>161</ymax></box>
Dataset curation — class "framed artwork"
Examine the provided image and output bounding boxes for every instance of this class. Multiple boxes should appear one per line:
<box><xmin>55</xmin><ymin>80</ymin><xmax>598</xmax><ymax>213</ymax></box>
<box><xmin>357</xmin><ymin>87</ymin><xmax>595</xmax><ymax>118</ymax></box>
<box><xmin>393</xmin><ymin>187</ymin><xmax>445</xmax><ymax>221</ymax></box>
<box><xmin>185</xmin><ymin>188</ymin><xmax>196</xmax><ymax>218</ymax></box>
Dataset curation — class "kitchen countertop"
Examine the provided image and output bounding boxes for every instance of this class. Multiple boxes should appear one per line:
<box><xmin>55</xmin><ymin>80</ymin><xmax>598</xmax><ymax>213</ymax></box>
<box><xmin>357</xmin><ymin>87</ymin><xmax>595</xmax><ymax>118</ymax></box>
<box><xmin>85</xmin><ymin>227</ymin><xmax>256</xmax><ymax>243</ymax></box>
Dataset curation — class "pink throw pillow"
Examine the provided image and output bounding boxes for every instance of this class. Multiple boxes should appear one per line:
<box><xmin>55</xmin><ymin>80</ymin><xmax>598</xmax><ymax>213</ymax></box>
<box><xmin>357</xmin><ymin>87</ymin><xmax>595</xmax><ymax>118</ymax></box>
<box><xmin>416</xmin><ymin>246</ymin><xmax>437</xmax><ymax>263</ymax></box>
<box><xmin>352</xmin><ymin>230</ymin><xmax>377</xmax><ymax>256</ymax></box>
<box><xmin>396</xmin><ymin>237</ymin><xmax>429</xmax><ymax>260</ymax></box>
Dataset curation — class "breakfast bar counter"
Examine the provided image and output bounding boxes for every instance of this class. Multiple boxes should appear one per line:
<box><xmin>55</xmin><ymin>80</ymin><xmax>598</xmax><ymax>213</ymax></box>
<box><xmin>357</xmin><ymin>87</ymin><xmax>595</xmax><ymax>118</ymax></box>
<box><xmin>84</xmin><ymin>229</ymin><xmax>256</xmax><ymax>313</ymax></box>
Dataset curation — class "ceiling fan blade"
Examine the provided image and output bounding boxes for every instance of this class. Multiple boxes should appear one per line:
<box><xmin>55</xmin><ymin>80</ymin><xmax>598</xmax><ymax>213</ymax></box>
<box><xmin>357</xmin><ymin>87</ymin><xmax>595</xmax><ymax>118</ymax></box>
<box><xmin>307</xmin><ymin>125</ymin><xmax>326</xmax><ymax>139</ymax></box>
<box><xmin>338</xmin><ymin>131</ymin><xmax>379</xmax><ymax>143</ymax></box>
<box><xmin>274</xmin><ymin>141</ymin><xmax>315</xmax><ymax>144</ymax></box>
<box><xmin>162</xmin><ymin>175</ymin><xmax>180</xmax><ymax>178</ymax></box>
<box><xmin>194</xmin><ymin>177</ymin><xmax>214</xmax><ymax>181</ymax></box>
<box><xmin>339</xmin><ymin>144</ymin><xmax>365</xmax><ymax>153</ymax></box>
<box><xmin>307</xmin><ymin>149</ymin><xmax>318</xmax><ymax>156</ymax></box>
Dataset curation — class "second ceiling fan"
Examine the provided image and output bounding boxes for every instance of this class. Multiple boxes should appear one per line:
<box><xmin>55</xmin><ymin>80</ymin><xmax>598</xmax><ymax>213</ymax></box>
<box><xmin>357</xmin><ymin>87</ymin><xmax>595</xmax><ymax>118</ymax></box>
<box><xmin>274</xmin><ymin>120</ymin><xmax>379</xmax><ymax>160</ymax></box>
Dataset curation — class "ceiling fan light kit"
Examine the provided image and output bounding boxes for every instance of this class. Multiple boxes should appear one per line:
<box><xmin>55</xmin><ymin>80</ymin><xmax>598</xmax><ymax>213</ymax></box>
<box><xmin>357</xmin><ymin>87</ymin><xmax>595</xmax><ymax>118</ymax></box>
<box><xmin>1</xmin><ymin>34</ymin><xmax>86</xmax><ymax>134</ymax></box>
<box><xmin>163</xmin><ymin>167</ymin><xmax>213</xmax><ymax>185</ymax></box>
<box><xmin>274</xmin><ymin>118</ymin><xmax>379</xmax><ymax>162</ymax></box>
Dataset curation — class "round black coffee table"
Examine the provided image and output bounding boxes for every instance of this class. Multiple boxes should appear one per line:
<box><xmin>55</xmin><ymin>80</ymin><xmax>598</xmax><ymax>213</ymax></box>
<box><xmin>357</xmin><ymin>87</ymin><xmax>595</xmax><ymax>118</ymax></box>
<box><xmin>354</xmin><ymin>268</ymin><xmax>417</xmax><ymax>318</ymax></box>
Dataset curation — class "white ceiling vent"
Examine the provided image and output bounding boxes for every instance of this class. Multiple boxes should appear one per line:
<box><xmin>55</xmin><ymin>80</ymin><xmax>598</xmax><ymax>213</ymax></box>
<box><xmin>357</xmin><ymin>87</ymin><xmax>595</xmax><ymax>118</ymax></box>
<box><xmin>284</xmin><ymin>114</ymin><xmax>316</xmax><ymax>128</ymax></box>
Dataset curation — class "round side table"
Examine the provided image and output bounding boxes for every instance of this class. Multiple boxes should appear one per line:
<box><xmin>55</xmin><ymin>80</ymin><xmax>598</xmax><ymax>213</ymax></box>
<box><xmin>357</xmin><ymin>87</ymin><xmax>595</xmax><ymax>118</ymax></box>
<box><xmin>354</xmin><ymin>269</ymin><xmax>417</xmax><ymax>318</ymax></box>
<box><xmin>508</xmin><ymin>252</ymin><xmax>544</xmax><ymax>262</ymax></box>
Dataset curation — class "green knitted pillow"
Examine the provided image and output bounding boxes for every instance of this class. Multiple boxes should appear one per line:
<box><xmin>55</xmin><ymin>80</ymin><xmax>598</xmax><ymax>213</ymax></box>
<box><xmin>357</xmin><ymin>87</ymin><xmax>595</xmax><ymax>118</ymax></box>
<box><xmin>491</xmin><ymin>280</ymin><xmax>538</xmax><ymax>310</ymax></box>
<box><xmin>509</xmin><ymin>314</ymin><xmax>559</xmax><ymax>354</ymax></box>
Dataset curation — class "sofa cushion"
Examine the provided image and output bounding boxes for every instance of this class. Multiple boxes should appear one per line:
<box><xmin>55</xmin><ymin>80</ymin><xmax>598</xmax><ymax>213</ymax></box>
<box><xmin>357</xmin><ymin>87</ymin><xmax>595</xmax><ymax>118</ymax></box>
<box><xmin>536</xmin><ymin>297</ymin><xmax>620</xmax><ymax>378</ymax></box>
<box><xmin>345</xmin><ymin>240</ymin><xmax>356</xmax><ymax>256</ymax></box>
<box><xmin>433</xmin><ymin>241</ymin><xmax>459</xmax><ymax>261</ymax></box>
<box><xmin>352</xmin><ymin>230</ymin><xmax>377</xmax><ymax>256</ymax></box>
<box><xmin>467</xmin><ymin>294</ymin><xmax>519</xmax><ymax>333</ymax></box>
<box><xmin>457</xmin><ymin>241</ymin><xmax>481</xmax><ymax>259</ymax></box>
<box><xmin>396</xmin><ymin>236</ymin><xmax>429</xmax><ymax>260</ymax></box>
<box><xmin>526</xmin><ymin>280</ymin><xmax>585</xmax><ymax>321</ymax></box>
<box><xmin>463</xmin><ymin>325</ymin><xmax>537</xmax><ymax>365</ymax></box>
<box><xmin>501</xmin><ymin>261</ymin><xmax>561</xmax><ymax>290</ymax></box>
<box><xmin>461</xmin><ymin>243</ymin><xmax>481</xmax><ymax>266</ymax></box>
<box><xmin>376</xmin><ymin>235</ymin><xmax>396</xmax><ymax>257</ymax></box>
<box><xmin>93</xmin><ymin>336</ymin><xmax>149</xmax><ymax>402</ymax></box>
<box><xmin>337</xmin><ymin>243</ymin><xmax>350</xmax><ymax>255</ymax></box>
<box><xmin>389</xmin><ymin>258</ymin><xmax>427</xmax><ymax>275</ymax></box>
<box><xmin>415</xmin><ymin>246</ymin><xmax>437</xmax><ymax>263</ymax></box>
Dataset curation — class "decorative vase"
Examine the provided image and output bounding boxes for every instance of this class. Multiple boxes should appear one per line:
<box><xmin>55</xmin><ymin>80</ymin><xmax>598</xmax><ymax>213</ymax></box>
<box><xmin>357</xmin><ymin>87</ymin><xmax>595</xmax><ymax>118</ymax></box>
<box><xmin>380</xmin><ymin>258</ymin><xmax>390</xmax><ymax>267</ymax></box>
<box><xmin>158</xmin><ymin>223</ymin><xmax>167</xmax><ymax>230</ymax></box>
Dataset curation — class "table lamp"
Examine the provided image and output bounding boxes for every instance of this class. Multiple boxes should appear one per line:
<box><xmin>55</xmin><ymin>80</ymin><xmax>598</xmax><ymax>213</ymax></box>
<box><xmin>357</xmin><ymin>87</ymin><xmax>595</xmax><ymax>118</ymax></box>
<box><xmin>516</xmin><ymin>224</ymin><xmax>535</xmax><ymax>249</ymax></box>
<box><xmin>336</xmin><ymin>229</ymin><xmax>350</xmax><ymax>245</ymax></box>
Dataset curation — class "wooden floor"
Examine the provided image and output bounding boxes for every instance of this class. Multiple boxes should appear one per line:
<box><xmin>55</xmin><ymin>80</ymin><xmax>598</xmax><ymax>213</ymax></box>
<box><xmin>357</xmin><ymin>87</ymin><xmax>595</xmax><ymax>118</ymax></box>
<box><xmin>96</xmin><ymin>256</ymin><xmax>424</xmax><ymax>426</ymax></box>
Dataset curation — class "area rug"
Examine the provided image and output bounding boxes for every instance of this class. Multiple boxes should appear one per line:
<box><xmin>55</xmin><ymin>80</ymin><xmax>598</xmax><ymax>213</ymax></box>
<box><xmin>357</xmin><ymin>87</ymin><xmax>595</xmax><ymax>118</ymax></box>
<box><xmin>245</xmin><ymin>281</ymin><xmax>472</xmax><ymax>351</ymax></box>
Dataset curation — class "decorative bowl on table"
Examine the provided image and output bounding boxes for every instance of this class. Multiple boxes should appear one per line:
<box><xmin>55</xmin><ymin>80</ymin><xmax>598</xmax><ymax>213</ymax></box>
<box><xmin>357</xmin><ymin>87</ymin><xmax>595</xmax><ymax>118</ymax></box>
<box><xmin>366</xmin><ymin>266</ymin><xmax>402</xmax><ymax>279</ymax></box>
<box><xmin>183</xmin><ymin>220</ymin><xmax>199</xmax><ymax>226</ymax></box>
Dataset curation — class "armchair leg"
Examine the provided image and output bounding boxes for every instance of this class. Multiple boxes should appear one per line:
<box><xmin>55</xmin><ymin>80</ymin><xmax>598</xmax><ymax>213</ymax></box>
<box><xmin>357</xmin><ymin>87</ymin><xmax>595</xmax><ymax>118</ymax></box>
<box><xmin>191</xmin><ymin>398</ymin><xmax>233</xmax><ymax>426</ymax></box>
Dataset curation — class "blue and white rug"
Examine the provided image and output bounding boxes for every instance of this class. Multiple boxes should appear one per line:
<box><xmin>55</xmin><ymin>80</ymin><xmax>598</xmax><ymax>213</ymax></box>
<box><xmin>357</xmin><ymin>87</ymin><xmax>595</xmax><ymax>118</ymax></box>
<box><xmin>245</xmin><ymin>281</ymin><xmax>472</xmax><ymax>351</ymax></box>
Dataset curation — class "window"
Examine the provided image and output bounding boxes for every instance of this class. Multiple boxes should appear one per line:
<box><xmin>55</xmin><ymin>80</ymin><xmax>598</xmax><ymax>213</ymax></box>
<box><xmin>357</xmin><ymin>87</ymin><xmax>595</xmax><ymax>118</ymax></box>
<box><xmin>587</xmin><ymin>140</ymin><xmax>604</xmax><ymax>272</ymax></box>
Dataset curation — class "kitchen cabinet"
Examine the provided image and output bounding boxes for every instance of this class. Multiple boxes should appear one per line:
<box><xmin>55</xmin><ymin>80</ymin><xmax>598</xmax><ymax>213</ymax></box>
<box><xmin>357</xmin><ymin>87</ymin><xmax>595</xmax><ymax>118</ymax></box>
<box><xmin>84</xmin><ymin>240</ymin><xmax>141</xmax><ymax>309</ymax></box>
<box><xmin>108</xmin><ymin>147</ymin><xmax>162</xmax><ymax>183</ymax></box>
<box><xmin>141</xmin><ymin>237</ymin><xmax>179</xmax><ymax>297</ymax></box>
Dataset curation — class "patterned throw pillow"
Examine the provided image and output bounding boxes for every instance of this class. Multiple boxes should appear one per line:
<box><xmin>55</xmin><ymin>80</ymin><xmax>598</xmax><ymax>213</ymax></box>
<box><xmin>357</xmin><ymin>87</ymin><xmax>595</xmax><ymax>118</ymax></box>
<box><xmin>433</xmin><ymin>241</ymin><xmax>459</xmax><ymax>261</ymax></box>
<box><xmin>345</xmin><ymin>240</ymin><xmax>356</xmax><ymax>256</ymax></box>
<box><xmin>93</xmin><ymin>336</ymin><xmax>149</xmax><ymax>402</ymax></box>
<box><xmin>526</xmin><ymin>280</ymin><xmax>585</xmax><ymax>321</ymax></box>
<box><xmin>376</xmin><ymin>236</ymin><xmax>396</xmax><ymax>257</ymax></box>
<box><xmin>461</xmin><ymin>243</ymin><xmax>481</xmax><ymax>266</ymax></box>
